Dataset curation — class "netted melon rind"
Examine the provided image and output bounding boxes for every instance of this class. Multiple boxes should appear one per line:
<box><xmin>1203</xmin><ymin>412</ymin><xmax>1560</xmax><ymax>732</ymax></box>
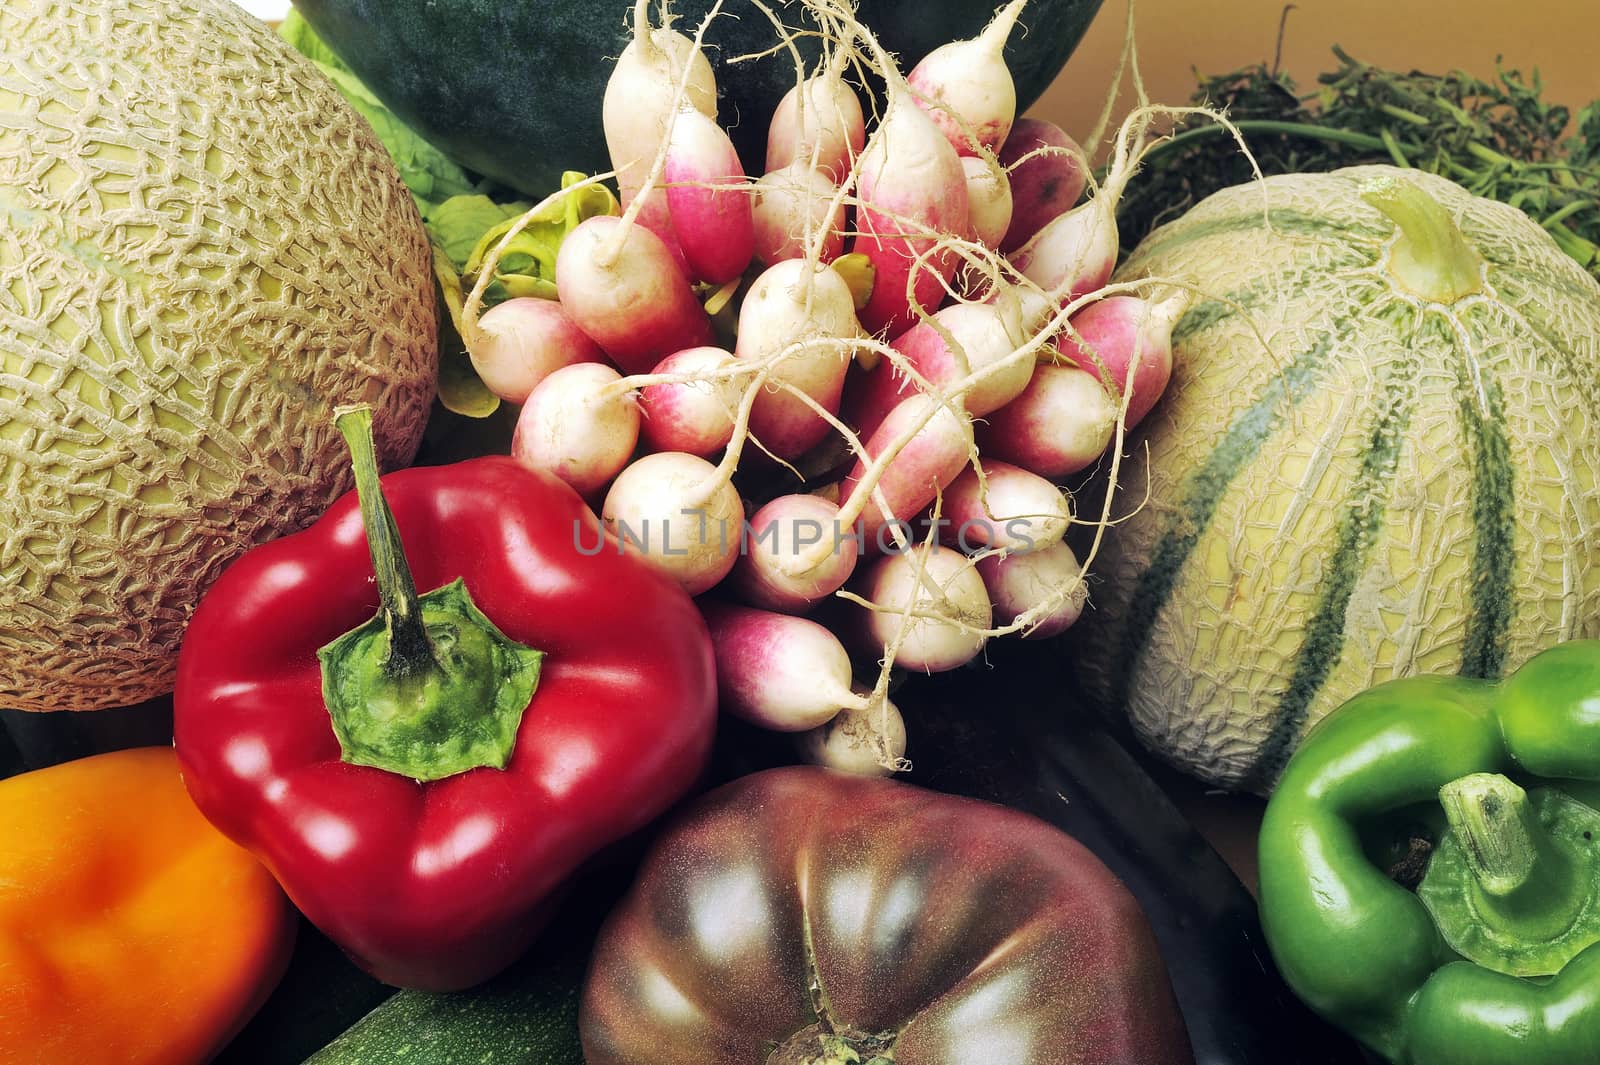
<box><xmin>0</xmin><ymin>0</ymin><xmax>438</xmax><ymax>711</ymax></box>
<box><xmin>1076</xmin><ymin>166</ymin><xmax>1600</xmax><ymax>792</ymax></box>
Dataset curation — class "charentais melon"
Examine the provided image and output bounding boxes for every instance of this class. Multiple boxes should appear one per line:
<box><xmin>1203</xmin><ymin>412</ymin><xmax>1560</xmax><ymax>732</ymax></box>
<box><xmin>0</xmin><ymin>0</ymin><xmax>438</xmax><ymax>712</ymax></box>
<box><xmin>1074</xmin><ymin>166</ymin><xmax>1600</xmax><ymax>792</ymax></box>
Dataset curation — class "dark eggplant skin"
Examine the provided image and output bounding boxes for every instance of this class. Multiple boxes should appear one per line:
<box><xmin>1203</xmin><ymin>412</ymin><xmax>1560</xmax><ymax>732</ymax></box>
<box><xmin>892</xmin><ymin>646</ymin><xmax>1376</xmax><ymax>1065</ymax></box>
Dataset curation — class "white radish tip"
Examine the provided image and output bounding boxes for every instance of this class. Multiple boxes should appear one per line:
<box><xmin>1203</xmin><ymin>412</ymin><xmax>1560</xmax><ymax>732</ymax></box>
<box><xmin>800</xmin><ymin>695</ymin><xmax>907</xmax><ymax>776</ymax></box>
<box><xmin>979</xmin><ymin>0</ymin><xmax>1029</xmax><ymax>54</ymax></box>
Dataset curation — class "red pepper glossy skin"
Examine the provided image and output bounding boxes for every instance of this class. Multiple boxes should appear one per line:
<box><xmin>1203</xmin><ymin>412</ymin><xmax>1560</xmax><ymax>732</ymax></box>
<box><xmin>174</xmin><ymin>456</ymin><xmax>717</xmax><ymax>991</ymax></box>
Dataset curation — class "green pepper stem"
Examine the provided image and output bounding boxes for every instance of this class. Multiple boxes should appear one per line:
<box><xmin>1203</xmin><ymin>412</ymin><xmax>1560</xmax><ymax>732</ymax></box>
<box><xmin>1439</xmin><ymin>774</ymin><xmax>1544</xmax><ymax>896</ymax></box>
<box><xmin>1437</xmin><ymin>773</ymin><xmax>1585</xmax><ymax>941</ymax></box>
<box><xmin>1360</xmin><ymin>177</ymin><xmax>1485</xmax><ymax>303</ymax></box>
<box><xmin>332</xmin><ymin>405</ymin><xmax>438</xmax><ymax>677</ymax></box>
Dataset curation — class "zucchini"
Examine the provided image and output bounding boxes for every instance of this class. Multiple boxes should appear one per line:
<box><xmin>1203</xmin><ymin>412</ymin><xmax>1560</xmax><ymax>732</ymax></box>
<box><xmin>301</xmin><ymin>937</ymin><xmax>585</xmax><ymax>1065</ymax></box>
<box><xmin>290</xmin><ymin>0</ymin><xmax>1104</xmax><ymax>197</ymax></box>
<box><xmin>298</xmin><ymin>872</ymin><xmax>630</xmax><ymax>1065</ymax></box>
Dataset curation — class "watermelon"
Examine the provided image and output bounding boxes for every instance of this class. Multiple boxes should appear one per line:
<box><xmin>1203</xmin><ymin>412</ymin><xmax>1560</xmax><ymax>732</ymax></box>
<box><xmin>289</xmin><ymin>0</ymin><xmax>1103</xmax><ymax>198</ymax></box>
<box><xmin>1075</xmin><ymin>166</ymin><xmax>1600</xmax><ymax>792</ymax></box>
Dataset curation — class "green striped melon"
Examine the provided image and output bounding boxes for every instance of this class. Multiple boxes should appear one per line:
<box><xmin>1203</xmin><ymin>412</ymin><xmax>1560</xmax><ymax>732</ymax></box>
<box><xmin>1075</xmin><ymin>165</ymin><xmax>1600</xmax><ymax>792</ymax></box>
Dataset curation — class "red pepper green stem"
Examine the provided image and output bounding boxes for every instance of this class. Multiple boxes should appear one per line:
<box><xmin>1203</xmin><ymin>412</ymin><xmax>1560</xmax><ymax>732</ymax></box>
<box><xmin>319</xmin><ymin>405</ymin><xmax>544</xmax><ymax>782</ymax></box>
<box><xmin>333</xmin><ymin>406</ymin><xmax>437</xmax><ymax>675</ymax></box>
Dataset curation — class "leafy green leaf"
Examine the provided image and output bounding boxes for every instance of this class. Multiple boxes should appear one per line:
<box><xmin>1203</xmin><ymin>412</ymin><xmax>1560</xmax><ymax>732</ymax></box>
<box><xmin>429</xmin><ymin>195</ymin><xmax>530</xmax><ymax>270</ymax></box>
<box><xmin>423</xmin><ymin>177</ymin><xmax>618</xmax><ymax>415</ymax></box>
<box><xmin>1117</xmin><ymin>47</ymin><xmax>1600</xmax><ymax>282</ymax></box>
<box><xmin>275</xmin><ymin>18</ymin><xmax>627</xmax><ymax>416</ymax></box>
<box><xmin>458</xmin><ymin>172</ymin><xmax>620</xmax><ymax>307</ymax></box>
<box><xmin>431</xmin><ymin>247</ymin><xmax>500</xmax><ymax>419</ymax></box>
<box><xmin>278</xmin><ymin>10</ymin><xmax>349</xmax><ymax>71</ymax></box>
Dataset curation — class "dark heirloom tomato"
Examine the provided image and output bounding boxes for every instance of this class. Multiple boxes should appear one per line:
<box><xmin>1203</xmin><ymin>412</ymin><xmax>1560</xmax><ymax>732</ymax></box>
<box><xmin>580</xmin><ymin>766</ymin><xmax>1193</xmax><ymax>1065</ymax></box>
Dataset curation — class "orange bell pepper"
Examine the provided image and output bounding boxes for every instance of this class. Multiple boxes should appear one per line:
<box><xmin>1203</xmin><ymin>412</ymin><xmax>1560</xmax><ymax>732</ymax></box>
<box><xmin>0</xmin><ymin>747</ymin><xmax>294</xmax><ymax>1065</ymax></box>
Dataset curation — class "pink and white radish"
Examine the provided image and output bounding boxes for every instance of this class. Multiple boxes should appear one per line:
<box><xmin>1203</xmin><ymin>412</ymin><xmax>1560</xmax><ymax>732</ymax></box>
<box><xmin>1008</xmin><ymin>194</ymin><xmax>1120</xmax><ymax>310</ymax></box>
<box><xmin>601</xmin><ymin>451</ymin><xmax>743</xmax><ymax>595</ymax></box>
<box><xmin>906</xmin><ymin>0</ymin><xmax>1026</xmax><ymax>156</ymax></box>
<box><xmin>843</xmin><ymin>297</ymin><xmax>1033</xmax><ymax>440</ymax></box>
<box><xmin>626</xmin><ymin>190</ymin><xmax>693</xmax><ymax>279</ymax></box>
<box><xmin>764</xmin><ymin>49</ymin><xmax>866</xmax><ymax>183</ymax></box>
<box><xmin>849</xmin><ymin>545</ymin><xmax>992</xmax><ymax>672</ymax></box>
<box><xmin>961</xmin><ymin>155</ymin><xmax>1014</xmax><ymax>249</ymax></box>
<box><xmin>664</xmin><ymin>105</ymin><xmax>755</xmax><ymax>284</ymax></box>
<box><xmin>800</xmin><ymin>691</ymin><xmax>906</xmax><ymax>776</ymax></box>
<box><xmin>850</xmin><ymin>71</ymin><xmax>969</xmax><ymax>336</ymax></box>
<box><xmin>998</xmin><ymin>118</ymin><xmax>1087</xmax><ymax>252</ymax></box>
<box><xmin>839</xmin><ymin>394</ymin><xmax>973</xmax><ymax>553</ymax></box>
<box><xmin>1054</xmin><ymin>289</ymin><xmax>1188</xmax><ymax>429</ymax></box>
<box><xmin>555</xmin><ymin>215</ymin><xmax>715</xmax><ymax>376</ymax></box>
<box><xmin>1006</xmin><ymin>112</ymin><xmax>1152</xmax><ymax>311</ymax></box>
<box><xmin>975</xmin><ymin>362</ymin><xmax>1118</xmax><ymax>479</ymax></box>
<box><xmin>977</xmin><ymin>539</ymin><xmax>1088</xmax><ymax>638</ymax></box>
<box><xmin>700</xmin><ymin>602</ymin><xmax>868</xmax><ymax>731</ymax></box>
<box><xmin>729</xmin><ymin>493</ymin><xmax>859</xmax><ymax>612</ymax></box>
<box><xmin>734</xmin><ymin>258</ymin><xmax>861</xmax><ymax>459</ymax></box>
<box><xmin>602</xmin><ymin>0</ymin><xmax>718</xmax><ymax>204</ymax></box>
<box><xmin>942</xmin><ymin>459</ymin><xmax>1070</xmax><ymax>552</ymax></box>
<box><xmin>751</xmin><ymin>162</ymin><xmax>847</xmax><ymax>265</ymax></box>
<box><xmin>512</xmin><ymin>362</ymin><xmax>641</xmax><ymax>499</ymax></box>
<box><xmin>637</xmin><ymin>346</ymin><xmax>744</xmax><ymax>456</ymax></box>
<box><xmin>469</xmin><ymin>297</ymin><xmax>604</xmax><ymax>404</ymax></box>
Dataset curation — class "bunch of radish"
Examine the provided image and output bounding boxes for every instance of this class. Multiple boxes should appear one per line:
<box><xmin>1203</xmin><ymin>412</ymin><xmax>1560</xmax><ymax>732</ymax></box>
<box><xmin>461</xmin><ymin>0</ymin><xmax>1191</xmax><ymax>776</ymax></box>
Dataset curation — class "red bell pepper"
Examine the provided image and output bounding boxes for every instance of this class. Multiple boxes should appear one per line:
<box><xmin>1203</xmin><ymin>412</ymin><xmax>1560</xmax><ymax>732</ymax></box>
<box><xmin>174</xmin><ymin>407</ymin><xmax>717</xmax><ymax>991</ymax></box>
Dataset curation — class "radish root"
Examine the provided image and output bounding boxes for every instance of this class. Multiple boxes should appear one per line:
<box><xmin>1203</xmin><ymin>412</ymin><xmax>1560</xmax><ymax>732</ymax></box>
<box><xmin>463</xmin><ymin>0</ymin><xmax>1277</xmax><ymax>774</ymax></box>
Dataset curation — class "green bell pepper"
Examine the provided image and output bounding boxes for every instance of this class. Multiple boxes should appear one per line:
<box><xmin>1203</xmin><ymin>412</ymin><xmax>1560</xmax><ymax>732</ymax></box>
<box><xmin>1259</xmin><ymin>640</ymin><xmax>1600</xmax><ymax>1065</ymax></box>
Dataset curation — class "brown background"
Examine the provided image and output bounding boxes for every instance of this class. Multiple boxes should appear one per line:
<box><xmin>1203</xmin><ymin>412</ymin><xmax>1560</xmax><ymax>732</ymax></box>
<box><xmin>1031</xmin><ymin>0</ymin><xmax>1600</xmax><ymax>140</ymax></box>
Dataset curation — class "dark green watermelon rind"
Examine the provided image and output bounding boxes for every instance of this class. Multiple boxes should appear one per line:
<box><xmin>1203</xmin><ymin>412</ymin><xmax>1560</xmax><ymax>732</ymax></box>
<box><xmin>291</xmin><ymin>0</ymin><xmax>1104</xmax><ymax>200</ymax></box>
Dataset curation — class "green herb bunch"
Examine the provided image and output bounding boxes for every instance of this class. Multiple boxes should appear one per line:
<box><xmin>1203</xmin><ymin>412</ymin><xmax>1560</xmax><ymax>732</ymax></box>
<box><xmin>1120</xmin><ymin>45</ymin><xmax>1600</xmax><ymax>281</ymax></box>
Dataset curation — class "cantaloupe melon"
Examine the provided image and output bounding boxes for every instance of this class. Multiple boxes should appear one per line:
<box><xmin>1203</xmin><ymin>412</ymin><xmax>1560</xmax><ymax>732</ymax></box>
<box><xmin>1075</xmin><ymin>166</ymin><xmax>1600</xmax><ymax>791</ymax></box>
<box><xmin>1</xmin><ymin>0</ymin><xmax>437</xmax><ymax>711</ymax></box>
